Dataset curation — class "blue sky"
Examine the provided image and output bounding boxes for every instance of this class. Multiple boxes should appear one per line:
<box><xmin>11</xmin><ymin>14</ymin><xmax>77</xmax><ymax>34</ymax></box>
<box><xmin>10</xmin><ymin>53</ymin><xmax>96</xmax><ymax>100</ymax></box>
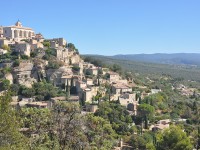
<box><xmin>1</xmin><ymin>0</ymin><xmax>200</xmax><ymax>55</ymax></box>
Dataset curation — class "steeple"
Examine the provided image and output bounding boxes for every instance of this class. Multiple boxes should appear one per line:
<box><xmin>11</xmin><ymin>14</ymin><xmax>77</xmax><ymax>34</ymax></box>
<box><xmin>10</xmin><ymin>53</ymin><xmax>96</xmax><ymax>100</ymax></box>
<box><xmin>15</xmin><ymin>20</ymin><xmax>22</xmax><ymax>27</ymax></box>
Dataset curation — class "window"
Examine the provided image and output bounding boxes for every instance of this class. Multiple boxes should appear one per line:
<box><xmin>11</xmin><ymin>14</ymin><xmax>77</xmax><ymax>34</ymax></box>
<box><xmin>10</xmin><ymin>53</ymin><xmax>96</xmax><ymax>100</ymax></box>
<box><xmin>4</xmin><ymin>30</ymin><xmax>7</xmax><ymax>34</ymax></box>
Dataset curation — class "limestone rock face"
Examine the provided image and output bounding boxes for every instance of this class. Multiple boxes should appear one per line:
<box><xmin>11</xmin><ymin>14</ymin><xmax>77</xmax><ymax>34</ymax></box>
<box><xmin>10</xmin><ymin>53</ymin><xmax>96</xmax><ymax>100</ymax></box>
<box><xmin>13</xmin><ymin>61</ymin><xmax>37</xmax><ymax>87</ymax></box>
<box><xmin>5</xmin><ymin>73</ymin><xmax>13</xmax><ymax>84</ymax></box>
<box><xmin>70</xmin><ymin>54</ymin><xmax>80</xmax><ymax>64</ymax></box>
<box><xmin>33</xmin><ymin>59</ymin><xmax>47</xmax><ymax>81</ymax></box>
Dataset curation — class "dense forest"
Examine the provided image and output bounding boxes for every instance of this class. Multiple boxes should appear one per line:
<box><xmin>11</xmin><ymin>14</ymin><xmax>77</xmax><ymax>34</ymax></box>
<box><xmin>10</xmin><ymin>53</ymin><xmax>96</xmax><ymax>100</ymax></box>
<box><xmin>83</xmin><ymin>55</ymin><xmax>200</xmax><ymax>82</ymax></box>
<box><xmin>0</xmin><ymin>91</ymin><xmax>197</xmax><ymax>150</ymax></box>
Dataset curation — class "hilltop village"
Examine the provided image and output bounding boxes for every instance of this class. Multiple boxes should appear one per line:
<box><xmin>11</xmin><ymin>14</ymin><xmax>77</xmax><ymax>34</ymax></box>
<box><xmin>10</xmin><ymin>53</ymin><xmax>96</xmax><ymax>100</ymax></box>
<box><xmin>0</xmin><ymin>22</ymin><xmax>198</xmax><ymax>149</ymax></box>
<box><xmin>0</xmin><ymin>21</ymin><xmax>161</xmax><ymax>115</ymax></box>
<box><xmin>0</xmin><ymin>21</ymin><xmax>138</xmax><ymax>110</ymax></box>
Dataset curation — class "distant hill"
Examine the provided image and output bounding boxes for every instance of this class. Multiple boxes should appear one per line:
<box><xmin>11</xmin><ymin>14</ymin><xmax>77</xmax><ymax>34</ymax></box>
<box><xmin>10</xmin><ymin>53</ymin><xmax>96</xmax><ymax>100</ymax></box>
<box><xmin>82</xmin><ymin>54</ymin><xmax>200</xmax><ymax>81</ymax></box>
<box><xmin>111</xmin><ymin>53</ymin><xmax>200</xmax><ymax>66</ymax></box>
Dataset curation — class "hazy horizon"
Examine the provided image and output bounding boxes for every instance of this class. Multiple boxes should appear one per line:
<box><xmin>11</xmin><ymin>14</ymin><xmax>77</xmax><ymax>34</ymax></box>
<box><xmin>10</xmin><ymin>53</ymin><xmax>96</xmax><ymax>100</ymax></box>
<box><xmin>84</xmin><ymin>52</ymin><xmax>200</xmax><ymax>56</ymax></box>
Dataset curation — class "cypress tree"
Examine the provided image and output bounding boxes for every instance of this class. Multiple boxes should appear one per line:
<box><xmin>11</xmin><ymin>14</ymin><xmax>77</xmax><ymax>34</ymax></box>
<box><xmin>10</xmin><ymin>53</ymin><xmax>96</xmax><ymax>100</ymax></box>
<box><xmin>144</xmin><ymin>115</ymin><xmax>148</xmax><ymax>129</ymax></box>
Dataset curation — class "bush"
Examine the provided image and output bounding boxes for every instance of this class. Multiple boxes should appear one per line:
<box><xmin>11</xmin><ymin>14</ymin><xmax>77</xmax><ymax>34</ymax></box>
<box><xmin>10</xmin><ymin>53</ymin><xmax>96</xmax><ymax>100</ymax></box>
<box><xmin>1</xmin><ymin>79</ymin><xmax>10</xmax><ymax>91</ymax></box>
<box><xmin>72</xmin><ymin>66</ymin><xmax>80</xmax><ymax>72</ymax></box>
<box><xmin>42</xmin><ymin>48</ymin><xmax>57</xmax><ymax>60</ymax></box>
<box><xmin>42</xmin><ymin>41</ymin><xmax>50</xmax><ymax>48</ymax></box>
<box><xmin>45</xmin><ymin>48</ymin><xmax>56</xmax><ymax>57</ymax></box>
<box><xmin>30</xmin><ymin>52</ymin><xmax>37</xmax><ymax>58</ymax></box>
<box><xmin>10</xmin><ymin>84</ymin><xmax>20</xmax><ymax>95</ymax></box>
<box><xmin>2</xmin><ymin>67</ymin><xmax>11</xmax><ymax>74</ymax></box>
<box><xmin>46</xmin><ymin>60</ymin><xmax>63</xmax><ymax>69</ymax></box>
<box><xmin>21</xmin><ymin>55</ymin><xmax>29</xmax><ymax>60</ymax></box>
<box><xmin>13</xmin><ymin>60</ymin><xmax>20</xmax><ymax>67</ymax></box>
<box><xmin>1</xmin><ymin>45</ymin><xmax>10</xmax><ymax>51</ymax></box>
<box><xmin>83</xmin><ymin>56</ymin><xmax>105</xmax><ymax>67</ymax></box>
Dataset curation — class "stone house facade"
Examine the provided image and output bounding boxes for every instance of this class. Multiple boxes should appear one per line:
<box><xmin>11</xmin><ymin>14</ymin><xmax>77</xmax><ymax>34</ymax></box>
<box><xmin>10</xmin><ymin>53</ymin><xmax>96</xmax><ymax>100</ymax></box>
<box><xmin>111</xmin><ymin>83</ymin><xmax>132</xmax><ymax>94</ymax></box>
<box><xmin>3</xmin><ymin>21</ymin><xmax>35</xmax><ymax>41</ymax></box>
<box><xmin>15</xmin><ymin>42</ymin><xmax>31</xmax><ymax>56</ymax></box>
<box><xmin>108</xmin><ymin>71</ymin><xmax>120</xmax><ymax>82</ymax></box>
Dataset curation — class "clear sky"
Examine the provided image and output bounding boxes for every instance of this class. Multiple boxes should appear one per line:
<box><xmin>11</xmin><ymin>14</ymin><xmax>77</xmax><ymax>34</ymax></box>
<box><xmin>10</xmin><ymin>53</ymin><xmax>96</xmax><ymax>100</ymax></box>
<box><xmin>1</xmin><ymin>0</ymin><xmax>200</xmax><ymax>55</ymax></box>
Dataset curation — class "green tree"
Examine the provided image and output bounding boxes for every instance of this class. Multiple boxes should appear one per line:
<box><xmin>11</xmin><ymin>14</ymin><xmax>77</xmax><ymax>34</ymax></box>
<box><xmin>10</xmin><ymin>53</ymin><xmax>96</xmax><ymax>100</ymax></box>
<box><xmin>20</xmin><ymin>86</ymin><xmax>35</xmax><ymax>98</ymax></box>
<box><xmin>52</xmin><ymin>102</ymin><xmax>88</xmax><ymax>150</ymax></box>
<box><xmin>13</xmin><ymin>59</ymin><xmax>20</xmax><ymax>67</ymax></box>
<box><xmin>129</xmin><ymin>135</ymin><xmax>146</xmax><ymax>150</ymax></box>
<box><xmin>138</xmin><ymin>104</ymin><xmax>155</xmax><ymax>120</ymax></box>
<box><xmin>20</xmin><ymin>107</ymin><xmax>54</xmax><ymax>149</ymax></box>
<box><xmin>110</xmin><ymin>64</ymin><xmax>122</xmax><ymax>73</ymax></box>
<box><xmin>197</xmin><ymin>126</ymin><xmax>200</xmax><ymax>150</ymax></box>
<box><xmin>67</xmin><ymin>43</ymin><xmax>76</xmax><ymax>50</ymax></box>
<box><xmin>66</xmin><ymin>80</ymin><xmax>70</xmax><ymax>99</ymax></box>
<box><xmin>2</xmin><ymin>67</ymin><xmax>11</xmax><ymax>74</ymax></box>
<box><xmin>0</xmin><ymin>92</ymin><xmax>27</xmax><ymax>149</ymax></box>
<box><xmin>72</xmin><ymin>66</ymin><xmax>80</xmax><ymax>72</ymax></box>
<box><xmin>95</xmin><ymin>102</ymin><xmax>133</xmax><ymax>135</ymax></box>
<box><xmin>32</xmin><ymin>81</ymin><xmax>58</xmax><ymax>100</ymax></box>
<box><xmin>20</xmin><ymin>54</ymin><xmax>29</xmax><ymax>59</ymax></box>
<box><xmin>42</xmin><ymin>41</ymin><xmax>50</xmax><ymax>48</ymax></box>
<box><xmin>1</xmin><ymin>79</ymin><xmax>10</xmax><ymax>91</ymax></box>
<box><xmin>10</xmin><ymin>84</ymin><xmax>20</xmax><ymax>95</ymax></box>
<box><xmin>86</xmin><ymin>114</ymin><xmax>117</xmax><ymax>149</ymax></box>
<box><xmin>156</xmin><ymin>126</ymin><xmax>193</xmax><ymax>150</ymax></box>
<box><xmin>30</xmin><ymin>51</ymin><xmax>37</xmax><ymax>58</ymax></box>
<box><xmin>46</xmin><ymin>60</ymin><xmax>64</xmax><ymax>69</ymax></box>
<box><xmin>138</xmin><ymin>96</ymin><xmax>142</xmax><ymax>104</ymax></box>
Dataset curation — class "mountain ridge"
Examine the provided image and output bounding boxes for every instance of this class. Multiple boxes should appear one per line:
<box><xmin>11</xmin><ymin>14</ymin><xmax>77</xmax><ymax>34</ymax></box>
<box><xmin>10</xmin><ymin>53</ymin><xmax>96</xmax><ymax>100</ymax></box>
<box><xmin>104</xmin><ymin>53</ymin><xmax>200</xmax><ymax>66</ymax></box>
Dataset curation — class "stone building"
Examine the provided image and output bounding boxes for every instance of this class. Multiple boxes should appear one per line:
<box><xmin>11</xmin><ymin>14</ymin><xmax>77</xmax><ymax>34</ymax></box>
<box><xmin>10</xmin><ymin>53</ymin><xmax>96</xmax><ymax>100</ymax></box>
<box><xmin>3</xmin><ymin>21</ymin><xmax>35</xmax><ymax>41</ymax></box>
<box><xmin>76</xmin><ymin>80</ymin><xmax>87</xmax><ymax>92</ymax></box>
<box><xmin>26</xmin><ymin>102</ymin><xmax>49</xmax><ymax>109</ymax></box>
<box><xmin>111</xmin><ymin>83</ymin><xmax>132</xmax><ymax>95</ymax></box>
<box><xmin>0</xmin><ymin>26</ymin><xmax>3</xmax><ymax>37</ymax></box>
<box><xmin>75</xmin><ymin>80</ymin><xmax>96</xmax><ymax>103</ymax></box>
<box><xmin>151</xmin><ymin>89</ymin><xmax>161</xmax><ymax>94</ymax></box>
<box><xmin>56</xmin><ymin>47</ymin><xmax>68</xmax><ymax>62</ymax></box>
<box><xmin>149</xmin><ymin>119</ymin><xmax>170</xmax><ymax>131</ymax></box>
<box><xmin>83</xmin><ymin>78</ymin><xmax>94</xmax><ymax>86</ymax></box>
<box><xmin>108</xmin><ymin>71</ymin><xmax>120</xmax><ymax>83</ymax></box>
<box><xmin>15</xmin><ymin>42</ymin><xmax>31</xmax><ymax>56</ymax></box>
<box><xmin>82</xmin><ymin>86</ymin><xmax>99</xmax><ymax>103</ymax></box>
<box><xmin>50</xmin><ymin>41</ymin><xmax>58</xmax><ymax>48</ymax></box>
<box><xmin>86</xmin><ymin>104</ymin><xmax>98</xmax><ymax>112</ymax></box>
<box><xmin>84</xmin><ymin>88</ymin><xmax>93</xmax><ymax>102</ymax></box>
<box><xmin>0</xmin><ymin>38</ymin><xmax>11</xmax><ymax>47</ymax></box>
<box><xmin>53</xmin><ymin>38</ymin><xmax>66</xmax><ymax>47</ymax></box>
<box><xmin>46</xmin><ymin>38</ymin><xmax>67</xmax><ymax>47</ymax></box>
<box><xmin>34</xmin><ymin>33</ymin><xmax>44</xmax><ymax>42</ymax></box>
<box><xmin>30</xmin><ymin>39</ymin><xmax>44</xmax><ymax>50</ymax></box>
<box><xmin>48</xmin><ymin>66</ymin><xmax>73</xmax><ymax>87</ymax></box>
<box><xmin>51</xmin><ymin>96</ymin><xmax>79</xmax><ymax>103</ymax></box>
<box><xmin>87</xmin><ymin>67</ymin><xmax>98</xmax><ymax>76</ymax></box>
<box><xmin>119</xmin><ymin>93</ymin><xmax>138</xmax><ymax>115</ymax></box>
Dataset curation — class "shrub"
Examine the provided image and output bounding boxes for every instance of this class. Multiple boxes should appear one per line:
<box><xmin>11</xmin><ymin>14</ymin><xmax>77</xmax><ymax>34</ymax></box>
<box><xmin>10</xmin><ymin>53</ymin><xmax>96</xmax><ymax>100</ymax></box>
<box><xmin>1</xmin><ymin>45</ymin><xmax>10</xmax><ymax>51</ymax></box>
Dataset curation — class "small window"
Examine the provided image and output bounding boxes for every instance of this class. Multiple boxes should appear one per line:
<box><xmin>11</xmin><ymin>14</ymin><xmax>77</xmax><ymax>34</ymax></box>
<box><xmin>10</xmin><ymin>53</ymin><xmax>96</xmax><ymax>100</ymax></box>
<box><xmin>4</xmin><ymin>30</ymin><xmax>7</xmax><ymax>34</ymax></box>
